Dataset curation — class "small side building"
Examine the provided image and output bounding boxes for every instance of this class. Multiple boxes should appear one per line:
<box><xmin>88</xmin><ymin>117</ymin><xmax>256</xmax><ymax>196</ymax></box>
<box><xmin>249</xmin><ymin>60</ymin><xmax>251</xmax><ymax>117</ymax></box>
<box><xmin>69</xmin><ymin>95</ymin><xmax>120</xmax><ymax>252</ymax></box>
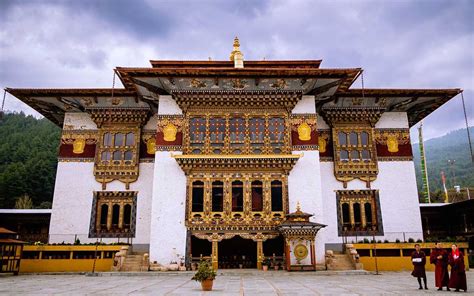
<box><xmin>0</xmin><ymin>209</ymin><xmax>51</xmax><ymax>243</ymax></box>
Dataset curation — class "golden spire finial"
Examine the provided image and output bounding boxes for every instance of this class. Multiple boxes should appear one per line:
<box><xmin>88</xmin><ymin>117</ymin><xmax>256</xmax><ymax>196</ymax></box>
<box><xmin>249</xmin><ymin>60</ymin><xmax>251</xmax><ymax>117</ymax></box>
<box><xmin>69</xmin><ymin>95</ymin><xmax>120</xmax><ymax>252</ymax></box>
<box><xmin>230</xmin><ymin>36</ymin><xmax>244</xmax><ymax>68</ymax></box>
<box><xmin>296</xmin><ymin>201</ymin><xmax>301</xmax><ymax>212</ymax></box>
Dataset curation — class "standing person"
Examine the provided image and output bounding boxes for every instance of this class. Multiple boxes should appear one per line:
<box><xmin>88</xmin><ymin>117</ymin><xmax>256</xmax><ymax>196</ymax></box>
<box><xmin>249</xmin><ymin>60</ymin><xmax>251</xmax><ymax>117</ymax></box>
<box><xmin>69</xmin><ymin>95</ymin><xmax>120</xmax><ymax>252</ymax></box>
<box><xmin>448</xmin><ymin>244</ymin><xmax>467</xmax><ymax>292</ymax></box>
<box><xmin>411</xmin><ymin>244</ymin><xmax>428</xmax><ymax>290</ymax></box>
<box><xmin>430</xmin><ymin>242</ymin><xmax>450</xmax><ymax>291</ymax></box>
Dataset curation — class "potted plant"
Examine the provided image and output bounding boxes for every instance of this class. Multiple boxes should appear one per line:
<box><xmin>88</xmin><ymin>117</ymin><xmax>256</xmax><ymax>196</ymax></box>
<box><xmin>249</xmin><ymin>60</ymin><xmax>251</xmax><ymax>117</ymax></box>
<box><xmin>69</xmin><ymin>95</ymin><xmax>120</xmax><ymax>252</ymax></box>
<box><xmin>262</xmin><ymin>257</ymin><xmax>271</xmax><ymax>271</ymax></box>
<box><xmin>192</xmin><ymin>260</ymin><xmax>217</xmax><ymax>291</ymax></box>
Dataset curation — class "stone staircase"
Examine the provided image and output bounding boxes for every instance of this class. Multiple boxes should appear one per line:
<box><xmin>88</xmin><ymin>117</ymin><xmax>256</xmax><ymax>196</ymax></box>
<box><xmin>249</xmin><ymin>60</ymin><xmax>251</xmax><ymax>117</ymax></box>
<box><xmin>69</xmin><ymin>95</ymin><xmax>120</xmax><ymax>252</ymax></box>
<box><xmin>325</xmin><ymin>251</ymin><xmax>356</xmax><ymax>270</ymax></box>
<box><xmin>120</xmin><ymin>254</ymin><xmax>146</xmax><ymax>272</ymax></box>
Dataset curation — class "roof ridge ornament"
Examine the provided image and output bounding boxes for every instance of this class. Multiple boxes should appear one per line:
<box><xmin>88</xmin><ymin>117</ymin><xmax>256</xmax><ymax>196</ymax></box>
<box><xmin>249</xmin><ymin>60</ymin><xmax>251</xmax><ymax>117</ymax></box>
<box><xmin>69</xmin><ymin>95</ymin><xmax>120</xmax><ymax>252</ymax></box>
<box><xmin>229</xmin><ymin>36</ymin><xmax>244</xmax><ymax>68</ymax></box>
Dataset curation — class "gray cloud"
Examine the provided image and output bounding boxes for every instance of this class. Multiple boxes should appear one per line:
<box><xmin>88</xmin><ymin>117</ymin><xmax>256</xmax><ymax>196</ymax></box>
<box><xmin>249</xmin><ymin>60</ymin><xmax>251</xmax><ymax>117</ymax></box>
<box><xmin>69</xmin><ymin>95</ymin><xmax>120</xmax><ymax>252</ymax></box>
<box><xmin>1</xmin><ymin>0</ymin><xmax>472</xmax><ymax>140</ymax></box>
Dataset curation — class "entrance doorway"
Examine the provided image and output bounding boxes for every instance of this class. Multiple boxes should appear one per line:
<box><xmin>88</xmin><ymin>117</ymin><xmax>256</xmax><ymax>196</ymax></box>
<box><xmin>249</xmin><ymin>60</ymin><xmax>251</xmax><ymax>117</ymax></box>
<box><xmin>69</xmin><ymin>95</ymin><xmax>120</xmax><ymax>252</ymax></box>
<box><xmin>218</xmin><ymin>236</ymin><xmax>256</xmax><ymax>269</ymax></box>
<box><xmin>191</xmin><ymin>236</ymin><xmax>212</xmax><ymax>260</ymax></box>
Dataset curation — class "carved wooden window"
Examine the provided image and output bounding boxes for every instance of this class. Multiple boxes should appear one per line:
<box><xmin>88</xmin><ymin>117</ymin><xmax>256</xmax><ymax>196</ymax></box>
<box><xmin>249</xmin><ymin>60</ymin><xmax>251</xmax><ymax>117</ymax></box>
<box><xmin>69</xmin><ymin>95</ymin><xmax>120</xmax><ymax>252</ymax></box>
<box><xmin>232</xmin><ymin>180</ymin><xmax>244</xmax><ymax>212</ymax></box>
<box><xmin>211</xmin><ymin>181</ymin><xmax>224</xmax><ymax>212</ymax></box>
<box><xmin>335</xmin><ymin>129</ymin><xmax>373</xmax><ymax>163</ymax></box>
<box><xmin>271</xmin><ymin>180</ymin><xmax>283</xmax><ymax>211</ymax></box>
<box><xmin>336</xmin><ymin>190</ymin><xmax>383</xmax><ymax>236</ymax></box>
<box><xmin>185</xmin><ymin>112</ymin><xmax>289</xmax><ymax>155</ymax></box>
<box><xmin>89</xmin><ymin>191</ymin><xmax>137</xmax><ymax>238</ymax></box>
<box><xmin>98</xmin><ymin>130</ymin><xmax>138</xmax><ymax>166</ymax></box>
<box><xmin>187</xmin><ymin>175</ymin><xmax>288</xmax><ymax>227</ymax></box>
<box><xmin>192</xmin><ymin>181</ymin><xmax>204</xmax><ymax>212</ymax></box>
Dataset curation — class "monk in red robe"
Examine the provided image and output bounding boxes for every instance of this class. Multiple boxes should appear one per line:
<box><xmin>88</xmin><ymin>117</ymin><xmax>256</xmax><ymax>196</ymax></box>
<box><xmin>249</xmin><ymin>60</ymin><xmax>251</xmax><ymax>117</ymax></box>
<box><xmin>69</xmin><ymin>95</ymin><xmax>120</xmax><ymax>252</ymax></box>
<box><xmin>430</xmin><ymin>242</ymin><xmax>450</xmax><ymax>291</ymax></box>
<box><xmin>448</xmin><ymin>244</ymin><xmax>467</xmax><ymax>292</ymax></box>
<box><xmin>411</xmin><ymin>244</ymin><xmax>428</xmax><ymax>290</ymax></box>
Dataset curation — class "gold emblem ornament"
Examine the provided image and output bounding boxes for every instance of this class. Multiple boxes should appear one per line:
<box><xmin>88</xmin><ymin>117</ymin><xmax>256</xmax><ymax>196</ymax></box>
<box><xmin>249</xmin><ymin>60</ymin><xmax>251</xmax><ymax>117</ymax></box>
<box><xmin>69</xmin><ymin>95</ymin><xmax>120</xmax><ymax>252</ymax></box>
<box><xmin>146</xmin><ymin>137</ymin><xmax>156</xmax><ymax>154</ymax></box>
<box><xmin>386</xmin><ymin>134</ymin><xmax>399</xmax><ymax>153</ymax></box>
<box><xmin>297</xmin><ymin>122</ymin><xmax>311</xmax><ymax>141</ymax></box>
<box><xmin>163</xmin><ymin>123</ymin><xmax>178</xmax><ymax>142</ymax></box>
<box><xmin>294</xmin><ymin>244</ymin><xmax>308</xmax><ymax>260</ymax></box>
<box><xmin>72</xmin><ymin>138</ymin><xmax>86</xmax><ymax>154</ymax></box>
<box><xmin>318</xmin><ymin>137</ymin><xmax>327</xmax><ymax>153</ymax></box>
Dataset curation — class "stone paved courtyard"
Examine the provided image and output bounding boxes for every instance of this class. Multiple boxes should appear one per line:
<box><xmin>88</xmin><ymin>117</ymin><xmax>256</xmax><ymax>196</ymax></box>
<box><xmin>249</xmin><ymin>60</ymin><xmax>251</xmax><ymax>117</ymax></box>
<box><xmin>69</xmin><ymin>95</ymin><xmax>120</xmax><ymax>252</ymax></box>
<box><xmin>0</xmin><ymin>271</ymin><xmax>472</xmax><ymax>295</ymax></box>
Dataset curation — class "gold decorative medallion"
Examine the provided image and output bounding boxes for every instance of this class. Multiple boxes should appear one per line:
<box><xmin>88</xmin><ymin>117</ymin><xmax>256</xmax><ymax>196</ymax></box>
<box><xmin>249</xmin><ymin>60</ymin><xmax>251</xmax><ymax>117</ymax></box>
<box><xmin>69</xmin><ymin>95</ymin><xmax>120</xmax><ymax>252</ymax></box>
<box><xmin>294</xmin><ymin>244</ymin><xmax>308</xmax><ymax>260</ymax></box>
<box><xmin>318</xmin><ymin>136</ymin><xmax>327</xmax><ymax>153</ymax></box>
<box><xmin>146</xmin><ymin>137</ymin><xmax>156</xmax><ymax>154</ymax></box>
<box><xmin>386</xmin><ymin>134</ymin><xmax>399</xmax><ymax>153</ymax></box>
<box><xmin>163</xmin><ymin>123</ymin><xmax>178</xmax><ymax>142</ymax></box>
<box><xmin>297</xmin><ymin>122</ymin><xmax>311</xmax><ymax>141</ymax></box>
<box><xmin>72</xmin><ymin>138</ymin><xmax>86</xmax><ymax>154</ymax></box>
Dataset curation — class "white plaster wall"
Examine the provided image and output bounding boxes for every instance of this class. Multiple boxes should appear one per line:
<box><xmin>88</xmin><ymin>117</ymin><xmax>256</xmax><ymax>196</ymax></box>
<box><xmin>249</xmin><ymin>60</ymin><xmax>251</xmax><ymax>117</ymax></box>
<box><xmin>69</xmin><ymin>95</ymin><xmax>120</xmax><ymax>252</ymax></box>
<box><xmin>49</xmin><ymin>162</ymin><xmax>154</xmax><ymax>245</ymax></box>
<box><xmin>375</xmin><ymin>112</ymin><xmax>409</xmax><ymax>129</ymax></box>
<box><xmin>149</xmin><ymin>151</ymin><xmax>187</xmax><ymax>264</ymax></box>
<box><xmin>292</xmin><ymin>95</ymin><xmax>315</xmax><ymax>114</ymax></box>
<box><xmin>288</xmin><ymin>150</ymin><xmax>326</xmax><ymax>264</ymax></box>
<box><xmin>320</xmin><ymin>161</ymin><xmax>423</xmax><ymax>245</ymax></box>
<box><xmin>158</xmin><ymin>95</ymin><xmax>182</xmax><ymax>115</ymax></box>
<box><xmin>63</xmin><ymin>112</ymin><xmax>97</xmax><ymax>130</ymax></box>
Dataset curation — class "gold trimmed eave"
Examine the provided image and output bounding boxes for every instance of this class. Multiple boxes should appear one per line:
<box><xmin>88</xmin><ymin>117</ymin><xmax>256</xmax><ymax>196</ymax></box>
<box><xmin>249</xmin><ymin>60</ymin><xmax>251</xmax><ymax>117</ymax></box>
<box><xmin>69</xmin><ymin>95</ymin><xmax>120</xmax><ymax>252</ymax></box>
<box><xmin>321</xmin><ymin>107</ymin><xmax>385</xmax><ymax>127</ymax></box>
<box><xmin>333</xmin><ymin>88</ymin><xmax>462</xmax><ymax>127</ymax></box>
<box><xmin>171</xmin><ymin>90</ymin><xmax>303</xmax><ymax>110</ymax></box>
<box><xmin>172</xmin><ymin>154</ymin><xmax>301</xmax><ymax>174</ymax></box>
<box><xmin>5</xmin><ymin>88</ymin><xmax>139</xmax><ymax>127</ymax></box>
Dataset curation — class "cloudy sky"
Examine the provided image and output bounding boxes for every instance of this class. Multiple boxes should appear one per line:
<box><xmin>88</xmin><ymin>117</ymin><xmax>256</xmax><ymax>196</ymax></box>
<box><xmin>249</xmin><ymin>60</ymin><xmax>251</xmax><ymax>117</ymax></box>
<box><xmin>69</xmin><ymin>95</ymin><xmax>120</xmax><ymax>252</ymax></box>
<box><xmin>0</xmin><ymin>0</ymin><xmax>472</xmax><ymax>140</ymax></box>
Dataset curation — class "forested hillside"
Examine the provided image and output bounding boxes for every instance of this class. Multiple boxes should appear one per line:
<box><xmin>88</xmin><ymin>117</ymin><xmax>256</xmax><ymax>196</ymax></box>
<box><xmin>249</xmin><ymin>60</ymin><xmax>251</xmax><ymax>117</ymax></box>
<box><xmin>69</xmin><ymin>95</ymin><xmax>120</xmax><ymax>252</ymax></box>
<box><xmin>0</xmin><ymin>113</ymin><xmax>60</xmax><ymax>208</ymax></box>
<box><xmin>412</xmin><ymin>127</ymin><xmax>474</xmax><ymax>196</ymax></box>
<box><xmin>0</xmin><ymin>113</ymin><xmax>472</xmax><ymax>208</ymax></box>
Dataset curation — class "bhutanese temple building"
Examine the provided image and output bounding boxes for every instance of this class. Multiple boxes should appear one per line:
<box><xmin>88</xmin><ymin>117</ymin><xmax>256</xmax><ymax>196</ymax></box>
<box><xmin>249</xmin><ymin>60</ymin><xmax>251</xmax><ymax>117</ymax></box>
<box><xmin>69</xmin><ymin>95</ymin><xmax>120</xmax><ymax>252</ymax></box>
<box><xmin>6</xmin><ymin>38</ymin><xmax>461</xmax><ymax>270</ymax></box>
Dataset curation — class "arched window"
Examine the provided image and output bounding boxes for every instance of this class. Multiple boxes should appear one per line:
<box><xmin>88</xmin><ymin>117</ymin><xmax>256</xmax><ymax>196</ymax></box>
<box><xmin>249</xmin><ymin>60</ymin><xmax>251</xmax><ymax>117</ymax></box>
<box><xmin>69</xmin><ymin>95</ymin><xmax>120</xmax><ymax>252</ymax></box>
<box><xmin>232</xmin><ymin>181</ymin><xmax>244</xmax><ymax>212</ymax></box>
<box><xmin>353</xmin><ymin>203</ymin><xmax>361</xmax><ymax>226</ymax></box>
<box><xmin>112</xmin><ymin>204</ymin><xmax>120</xmax><ymax>226</ymax></box>
<box><xmin>361</xmin><ymin>150</ymin><xmax>370</xmax><ymax>161</ymax></box>
<box><xmin>340</xmin><ymin>150</ymin><xmax>349</xmax><ymax>162</ymax></box>
<box><xmin>251</xmin><ymin>181</ymin><xmax>263</xmax><ymax>211</ymax></box>
<box><xmin>351</xmin><ymin>150</ymin><xmax>360</xmax><ymax>162</ymax></box>
<box><xmin>365</xmin><ymin>203</ymin><xmax>373</xmax><ymax>226</ymax></box>
<box><xmin>114</xmin><ymin>133</ymin><xmax>124</xmax><ymax>146</ymax></box>
<box><xmin>271</xmin><ymin>180</ymin><xmax>283</xmax><ymax>211</ymax></box>
<box><xmin>103</xmin><ymin>133</ymin><xmax>113</xmax><ymax>146</ymax></box>
<box><xmin>123</xmin><ymin>204</ymin><xmax>132</xmax><ymax>226</ymax></box>
<box><xmin>192</xmin><ymin>181</ymin><xmax>204</xmax><ymax>212</ymax></box>
<box><xmin>113</xmin><ymin>151</ymin><xmax>122</xmax><ymax>161</ymax></box>
<box><xmin>125</xmin><ymin>133</ymin><xmax>135</xmax><ymax>146</ymax></box>
<box><xmin>338</xmin><ymin>132</ymin><xmax>347</xmax><ymax>145</ymax></box>
<box><xmin>342</xmin><ymin>203</ymin><xmax>350</xmax><ymax>226</ymax></box>
<box><xmin>101</xmin><ymin>151</ymin><xmax>111</xmax><ymax>162</ymax></box>
<box><xmin>349</xmin><ymin>132</ymin><xmax>358</xmax><ymax>145</ymax></box>
<box><xmin>361</xmin><ymin>132</ymin><xmax>369</xmax><ymax>145</ymax></box>
<box><xmin>100</xmin><ymin>204</ymin><xmax>108</xmax><ymax>226</ymax></box>
<box><xmin>124</xmin><ymin>150</ymin><xmax>133</xmax><ymax>161</ymax></box>
<box><xmin>211</xmin><ymin>181</ymin><xmax>224</xmax><ymax>212</ymax></box>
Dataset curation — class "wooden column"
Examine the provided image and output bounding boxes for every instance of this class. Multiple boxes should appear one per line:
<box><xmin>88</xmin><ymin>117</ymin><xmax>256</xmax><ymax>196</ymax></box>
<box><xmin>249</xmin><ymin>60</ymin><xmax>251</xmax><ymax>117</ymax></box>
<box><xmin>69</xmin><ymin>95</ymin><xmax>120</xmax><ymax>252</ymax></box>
<box><xmin>96</xmin><ymin>204</ymin><xmax>102</xmax><ymax>231</ymax></box>
<box><xmin>211</xmin><ymin>239</ymin><xmax>218</xmax><ymax>270</ymax></box>
<box><xmin>256</xmin><ymin>239</ymin><xmax>264</xmax><ymax>270</ymax></box>
<box><xmin>349</xmin><ymin>201</ymin><xmax>355</xmax><ymax>228</ymax></box>
<box><xmin>284</xmin><ymin>239</ymin><xmax>291</xmax><ymax>271</ymax></box>
<box><xmin>106</xmin><ymin>202</ymin><xmax>113</xmax><ymax>231</ymax></box>
<box><xmin>118</xmin><ymin>202</ymin><xmax>124</xmax><ymax>229</ymax></box>
<box><xmin>361</xmin><ymin>203</ymin><xmax>367</xmax><ymax>228</ymax></box>
<box><xmin>310</xmin><ymin>240</ymin><xmax>316</xmax><ymax>270</ymax></box>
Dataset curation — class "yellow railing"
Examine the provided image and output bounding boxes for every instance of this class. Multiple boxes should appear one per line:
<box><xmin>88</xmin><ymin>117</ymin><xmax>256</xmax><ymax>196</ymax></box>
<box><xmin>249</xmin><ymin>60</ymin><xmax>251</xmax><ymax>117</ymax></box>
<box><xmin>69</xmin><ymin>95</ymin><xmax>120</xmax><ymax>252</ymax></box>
<box><xmin>352</xmin><ymin>242</ymin><xmax>469</xmax><ymax>271</ymax></box>
<box><xmin>20</xmin><ymin>245</ymin><xmax>125</xmax><ymax>273</ymax></box>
